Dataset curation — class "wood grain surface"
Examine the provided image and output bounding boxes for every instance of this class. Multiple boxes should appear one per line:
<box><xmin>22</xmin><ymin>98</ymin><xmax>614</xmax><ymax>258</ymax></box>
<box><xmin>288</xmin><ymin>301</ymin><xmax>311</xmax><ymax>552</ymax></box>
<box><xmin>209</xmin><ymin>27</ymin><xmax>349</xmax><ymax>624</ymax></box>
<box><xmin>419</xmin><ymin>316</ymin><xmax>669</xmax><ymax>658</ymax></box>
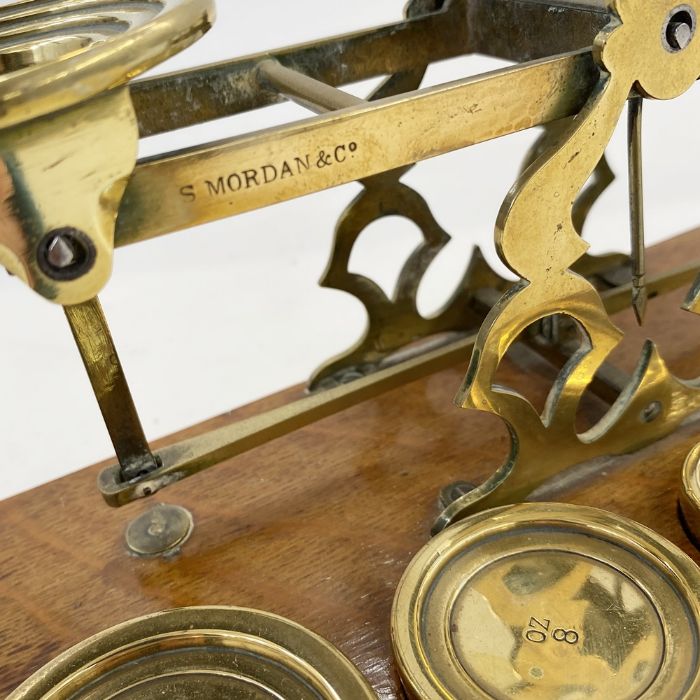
<box><xmin>3</xmin><ymin>230</ymin><xmax>700</xmax><ymax>698</ymax></box>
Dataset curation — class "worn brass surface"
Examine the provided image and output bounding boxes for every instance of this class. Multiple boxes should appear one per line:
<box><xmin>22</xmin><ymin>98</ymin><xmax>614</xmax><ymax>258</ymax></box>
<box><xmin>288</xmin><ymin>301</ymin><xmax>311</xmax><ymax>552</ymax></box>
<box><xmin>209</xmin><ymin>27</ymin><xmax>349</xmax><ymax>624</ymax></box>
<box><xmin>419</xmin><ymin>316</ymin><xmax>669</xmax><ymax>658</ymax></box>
<box><xmin>116</xmin><ymin>51</ymin><xmax>600</xmax><ymax>249</ymax></box>
<box><xmin>0</xmin><ymin>0</ymin><xmax>611</xmax><ymax>303</ymax></box>
<box><xmin>225</xmin><ymin>13</ymin><xmax>622</xmax><ymax>393</ymax></box>
<box><xmin>64</xmin><ymin>298</ymin><xmax>157</xmax><ymax>481</ymax></box>
<box><xmin>518</xmin><ymin>118</ymin><xmax>617</xmax><ymax>243</ymax></box>
<box><xmin>8</xmin><ymin>607</ymin><xmax>376</xmax><ymax>699</ymax></box>
<box><xmin>258</xmin><ymin>23</ymin><xmax>506</xmax><ymax>391</ymax></box>
<box><xmin>0</xmin><ymin>0</ymin><xmax>214</xmax><ymax>304</ymax></box>
<box><xmin>4</xmin><ymin>0</ymin><xmax>700</xmax><ymax>546</ymax></box>
<box><xmin>392</xmin><ymin>503</ymin><xmax>700</xmax><ymax>699</ymax></box>
<box><xmin>97</xmin><ymin>329</ymin><xmax>481</xmax><ymax>506</ymax></box>
<box><xmin>0</xmin><ymin>89</ymin><xmax>138</xmax><ymax>305</ymax></box>
<box><xmin>435</xmin><ymin>0</ymin><xmax>700</xmax><ymax>532</ymax></box>
<box><xmin>131</xmin><ymin>1</ymin><xmax>468</xmax><ymax>137</ymax></box>
<box><xmin>129</xmin><ymin>0</ymin><xmax>609</xmax><ymax>137</ymax></box>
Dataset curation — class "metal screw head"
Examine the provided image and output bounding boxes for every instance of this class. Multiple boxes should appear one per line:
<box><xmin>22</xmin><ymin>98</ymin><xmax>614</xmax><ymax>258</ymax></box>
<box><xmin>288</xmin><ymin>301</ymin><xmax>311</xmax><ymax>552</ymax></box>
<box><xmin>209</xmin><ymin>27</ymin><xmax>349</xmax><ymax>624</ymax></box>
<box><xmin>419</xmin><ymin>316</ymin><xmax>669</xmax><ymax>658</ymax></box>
<box><xmin>668</xmin><ymin>20</ymin><xmax>693</xmax><ymax>50</ymax></box>
<box><xmin>37</xmin><ymin>227</ymin><xmax>96</xmax><ymax>281</ymax></box>
<box><xmin>46</xmin><ymin>234</ymin><xmax>77</xmax><ymax>269</ymax></box>
<box><xmin>640</xmin><ymin>401</ymin><xmax>663</xmax><ymax>424</ymax></box>
<box><xmin>664</xmin><ymin>8</ymin><xmax>696</xmax><ymax>52</ymax></box>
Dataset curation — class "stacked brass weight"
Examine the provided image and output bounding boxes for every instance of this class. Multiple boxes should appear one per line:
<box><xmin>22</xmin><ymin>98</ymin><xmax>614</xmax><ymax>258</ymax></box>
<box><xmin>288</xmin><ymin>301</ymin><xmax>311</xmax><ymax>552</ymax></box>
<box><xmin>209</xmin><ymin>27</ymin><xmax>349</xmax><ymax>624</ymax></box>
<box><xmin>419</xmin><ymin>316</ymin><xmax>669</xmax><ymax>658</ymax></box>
<box><xmin>392</xmin><ymin>503</ymin><xmax>700</xmax><ymax>699</ymax></box>
<box><xmin>8</xmin><ymin>607</ymin><xmax>376</xmax><ymax>699</ymax></box>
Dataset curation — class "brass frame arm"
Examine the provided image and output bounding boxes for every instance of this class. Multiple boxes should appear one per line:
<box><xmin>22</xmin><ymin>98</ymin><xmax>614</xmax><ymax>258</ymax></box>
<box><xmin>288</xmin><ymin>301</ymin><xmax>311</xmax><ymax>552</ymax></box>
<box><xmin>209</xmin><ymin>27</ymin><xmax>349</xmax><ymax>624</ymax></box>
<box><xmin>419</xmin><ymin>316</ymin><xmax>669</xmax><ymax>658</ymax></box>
<box><xmin>116</xmin><ymin>50</ymin><xmax>600</xmax><ymax>246</ymax></box>
<box><xmin>97</xmin><ymin>262</ymin><xmax>700</xmax><ymax>507</ymax></box>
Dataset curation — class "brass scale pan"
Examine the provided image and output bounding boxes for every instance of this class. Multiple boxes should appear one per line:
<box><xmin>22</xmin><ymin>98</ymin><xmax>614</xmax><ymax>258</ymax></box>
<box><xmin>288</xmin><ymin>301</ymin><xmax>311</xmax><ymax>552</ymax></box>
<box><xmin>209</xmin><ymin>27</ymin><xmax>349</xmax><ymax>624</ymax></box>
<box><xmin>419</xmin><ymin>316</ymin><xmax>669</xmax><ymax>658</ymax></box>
<box><xmin>5</xmin><ymin>1</ymin><xmax>700</xmax><ymax>699</ymax></box>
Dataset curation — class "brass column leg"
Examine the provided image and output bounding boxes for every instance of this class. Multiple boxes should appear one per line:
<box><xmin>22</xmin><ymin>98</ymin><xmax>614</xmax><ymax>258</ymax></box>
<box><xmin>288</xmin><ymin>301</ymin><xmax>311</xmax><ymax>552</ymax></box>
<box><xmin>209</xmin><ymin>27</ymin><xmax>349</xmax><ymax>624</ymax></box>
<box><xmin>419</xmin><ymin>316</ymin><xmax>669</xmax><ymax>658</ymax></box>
<box><xmin>64</xmin><ymin>298</ymin><xmax>158</xmax><ymax>482</ymax></box>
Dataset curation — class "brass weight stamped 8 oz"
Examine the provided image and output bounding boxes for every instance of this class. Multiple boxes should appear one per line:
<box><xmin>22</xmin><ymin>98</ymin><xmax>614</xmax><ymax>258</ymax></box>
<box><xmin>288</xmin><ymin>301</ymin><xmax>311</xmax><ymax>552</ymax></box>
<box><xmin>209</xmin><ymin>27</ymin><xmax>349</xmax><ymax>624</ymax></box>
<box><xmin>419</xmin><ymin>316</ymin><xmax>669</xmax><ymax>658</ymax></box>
<box><xmin>392</xmin><ymin>504</ymin><xmax>700</xmax><ymax>699</ymax></box>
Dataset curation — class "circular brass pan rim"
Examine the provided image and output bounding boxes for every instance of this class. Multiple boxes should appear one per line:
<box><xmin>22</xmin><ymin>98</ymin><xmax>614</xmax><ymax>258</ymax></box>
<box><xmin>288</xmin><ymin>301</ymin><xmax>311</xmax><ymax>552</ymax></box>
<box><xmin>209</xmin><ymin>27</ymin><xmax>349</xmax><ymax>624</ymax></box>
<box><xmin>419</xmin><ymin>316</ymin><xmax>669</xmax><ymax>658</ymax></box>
<box><xmin>0</xmin><ymin>0</ymin><xmax>215</xmax><ymax>131</ymax></box>
<box><xmin>680</xmin><ymin>443</ymin><xmax>700</xmax><ymax>543</ymax></box>
<box><xmin>8</xmin><ymin>605</ymin><xmax>377</xmax><ymax>699</ymax></box>
<box><xmin>391</xmin><ymin>502</ymin><xmax>700</xmax><ymax>700</ymax></box>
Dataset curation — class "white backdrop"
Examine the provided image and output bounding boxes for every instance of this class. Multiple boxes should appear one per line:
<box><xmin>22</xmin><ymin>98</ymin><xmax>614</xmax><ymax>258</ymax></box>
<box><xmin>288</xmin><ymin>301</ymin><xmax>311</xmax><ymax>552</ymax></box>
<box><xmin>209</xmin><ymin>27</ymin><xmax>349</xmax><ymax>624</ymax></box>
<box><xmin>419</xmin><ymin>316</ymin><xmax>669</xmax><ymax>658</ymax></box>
<box><xmin>2</xmin><ymin>2</ymin><xmax>700</xmax><ymax>499</ymax></box>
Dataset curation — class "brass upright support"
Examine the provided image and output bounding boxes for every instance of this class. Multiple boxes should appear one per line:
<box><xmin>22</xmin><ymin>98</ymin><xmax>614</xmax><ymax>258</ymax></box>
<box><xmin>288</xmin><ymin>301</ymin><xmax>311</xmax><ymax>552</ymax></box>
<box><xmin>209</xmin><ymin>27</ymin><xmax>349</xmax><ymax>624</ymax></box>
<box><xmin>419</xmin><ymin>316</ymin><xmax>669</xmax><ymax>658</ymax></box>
<box><xmin>64</xmin><ymin>298</ymin><xmax>158</xmax><ymax>482</ymax></box>
<box><xmin>436</xmin><ymin>0</ymin><xmax>700</xmax><ymax>532</ymax></box>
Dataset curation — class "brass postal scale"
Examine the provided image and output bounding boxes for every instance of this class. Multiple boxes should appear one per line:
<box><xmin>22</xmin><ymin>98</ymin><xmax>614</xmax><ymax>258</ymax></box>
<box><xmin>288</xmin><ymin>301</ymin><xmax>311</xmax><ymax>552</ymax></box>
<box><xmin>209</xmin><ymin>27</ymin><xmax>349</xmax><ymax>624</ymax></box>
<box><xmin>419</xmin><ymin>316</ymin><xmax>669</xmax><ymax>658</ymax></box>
<box><xmin>7</xmin><ymin>0</ymin><xmax>700</xmax><ymax>697</ymax></box>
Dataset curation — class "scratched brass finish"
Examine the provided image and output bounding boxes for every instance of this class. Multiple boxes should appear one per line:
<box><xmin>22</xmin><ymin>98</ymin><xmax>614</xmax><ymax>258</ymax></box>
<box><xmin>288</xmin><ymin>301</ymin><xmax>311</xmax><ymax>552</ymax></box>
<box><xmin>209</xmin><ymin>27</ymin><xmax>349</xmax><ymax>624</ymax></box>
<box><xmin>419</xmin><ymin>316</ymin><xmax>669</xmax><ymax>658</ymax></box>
<box><xmin>98</xmin><ymin>329</ymin><xmax>480</xmax><ymax>506</ymax></box>
<box><xmin>435</xmin><ymin>0</ymin><xmax>700</xmax><ymax>533</ymax></box>
<box><xmin>309</xmin><ymin>111</ymin><xmax>623</xmax><ymax>390</ymax></box>
<box><xmin>129</xmin><ymin>0</ymin><xmax>609</xmax><ymax>137</ymax></box>
<box><xmin>0</xmin><ymin>0</ymin><xmax>213</xmax><ymax>304</ymax></box>
<box><xmin>65</xmin><ymin>298</ymin><xmax>158</xmax><ymax>481</ymax></box>
<box><xmin>0</xmin><ymin>89</ymin><xmax>138</xmax><ymax>305</ymax></box>
<box><xmin>0</xmin><ymin>0</ymin><xmax>609</xmax><ymax>303</ymax></box>
<box><xmin>273</xmin><ymin>0</ymin><xmax>502</xmax><ymax>391</ymax></box>
<box><xmin>392</xmin><ymin>503</ymin><xmax>700</xmax><ymax>699</ymax></box>
<box><xmin>518</xmin><ymin>118</ymin><xmax>617</xmax><ymax>242</ymax></box>
<box><xmin>255</xmin><ymin>2</ymin><xmax>488</xmax><ymax>390</ymax></box>
<box><xmin>124</xmin><ymin>503</ymin><xmax>194</xmax><ymax>557</ymax></box>
<box><xmin>9</xmin><ymin>607</ymin><xmax>376</xmax><ymax>699</ymax></box>
<box><xmin>4</xmin><ymin>0</ymin><xmax>700</xmax><ymax>538</ymax></box>
<box><xmin>117</xmin><ymin>52</ymin><xmax>601</xmax><ymax>248</ymax></box>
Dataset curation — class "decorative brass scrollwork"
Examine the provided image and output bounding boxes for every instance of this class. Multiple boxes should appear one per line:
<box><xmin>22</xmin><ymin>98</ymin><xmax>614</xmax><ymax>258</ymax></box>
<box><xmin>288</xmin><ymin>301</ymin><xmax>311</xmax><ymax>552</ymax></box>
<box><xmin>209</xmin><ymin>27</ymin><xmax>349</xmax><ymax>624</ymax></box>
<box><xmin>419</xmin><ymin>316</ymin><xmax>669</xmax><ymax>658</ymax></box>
<box><xmin>309</xmin><ymin>0</ymin><xmax>488</xmax><ymax>391</ymax></box>
<box><xmin>435</xmin><ymin>0</ymin><xmax>700</xmax><ymax>533</ymax></box>
<box><xmin>310</xmin><ymin>173</ymin><xmax>507</xmax><ymax>391</ymax></box>
<box><xmin>310</xmin><ymin>25</ymin><xmax>626</xmax><ymax>393</ymax></box>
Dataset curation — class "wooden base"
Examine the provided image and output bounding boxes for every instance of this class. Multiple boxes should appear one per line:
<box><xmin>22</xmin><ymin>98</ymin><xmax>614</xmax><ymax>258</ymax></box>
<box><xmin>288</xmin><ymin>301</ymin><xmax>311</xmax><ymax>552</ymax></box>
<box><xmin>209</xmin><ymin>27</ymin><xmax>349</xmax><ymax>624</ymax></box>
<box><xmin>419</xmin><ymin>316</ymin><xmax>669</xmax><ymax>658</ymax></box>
<box><xmin>3</xmin><ymin>230</ymin><xmax>700</xmax><ymax>697</ymax></box>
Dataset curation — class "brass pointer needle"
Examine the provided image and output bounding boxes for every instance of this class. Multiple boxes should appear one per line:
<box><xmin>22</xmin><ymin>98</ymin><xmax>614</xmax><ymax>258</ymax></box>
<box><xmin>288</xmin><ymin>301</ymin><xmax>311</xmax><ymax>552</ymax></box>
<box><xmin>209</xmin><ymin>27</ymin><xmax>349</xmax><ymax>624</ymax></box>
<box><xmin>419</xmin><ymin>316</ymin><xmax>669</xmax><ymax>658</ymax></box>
<box><xmin>628</xmin><ymin>94</ymin><xmax>647</xmax><ymax>325</ymax></box>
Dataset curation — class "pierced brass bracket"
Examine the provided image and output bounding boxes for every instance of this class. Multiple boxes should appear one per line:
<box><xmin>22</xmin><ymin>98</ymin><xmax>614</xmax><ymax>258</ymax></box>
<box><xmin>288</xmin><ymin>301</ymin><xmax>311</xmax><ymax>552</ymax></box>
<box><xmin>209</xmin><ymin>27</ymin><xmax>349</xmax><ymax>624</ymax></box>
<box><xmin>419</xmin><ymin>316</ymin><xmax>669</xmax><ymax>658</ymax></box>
<box><xmin>0</xmin><ymin>89</ymin><xmax>138</xmax><ymax>305</ymax></box>
<box><xmin>311</xmin><ymin>197</ymin><xmax>505</xmax><ymax>390</ymax></box>
<box><xmin>310</xmin><ymin>116</ymin><xmax>627</xmax><ymax>391</ymax></box>
<box><xmin>435</xmin><ymin>0</ymin><xmax>700</xmax><ymax>533</ymax></box>
<box><xmin>0</xmin><ymin>0</ymin><xmax>214</xmax><ymax>305</ymax></box>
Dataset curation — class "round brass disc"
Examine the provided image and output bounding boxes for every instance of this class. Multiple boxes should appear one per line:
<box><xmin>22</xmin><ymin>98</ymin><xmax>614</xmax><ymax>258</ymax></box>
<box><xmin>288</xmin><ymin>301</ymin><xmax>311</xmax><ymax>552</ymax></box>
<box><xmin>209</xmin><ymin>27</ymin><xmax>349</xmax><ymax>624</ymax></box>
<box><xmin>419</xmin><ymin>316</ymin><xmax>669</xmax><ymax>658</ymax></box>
<box><xmin>125</xmin><ymin>503</ymin><xmax>194</xmax><ymax>557</ymax></box>
<box><xmin>9</xmin><ymin>606</ymin><xmax>376</xmax><ymax>699</ymax></box>
<box><xmin>392</xmin><ymin>503</ymin><xmax>700</xmax><ymax>699</ymax></box>
<box><xmin>0</xmin><ymin>0</ymin><xmax>215</xmax><ymax>129</ymax></box>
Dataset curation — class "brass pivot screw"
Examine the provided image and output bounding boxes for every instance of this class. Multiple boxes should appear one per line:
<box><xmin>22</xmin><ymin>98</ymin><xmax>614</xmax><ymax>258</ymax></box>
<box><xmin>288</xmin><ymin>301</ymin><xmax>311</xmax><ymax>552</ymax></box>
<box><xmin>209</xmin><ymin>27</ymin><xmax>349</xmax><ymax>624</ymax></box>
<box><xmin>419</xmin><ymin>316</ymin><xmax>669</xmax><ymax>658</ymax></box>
<box><xmin>665</xmin><ymin>8</ymin><xmax>696</xmax><ymax>52</ymax></box>
<box><xmin>37</xmin><ymin>227</ymin><xmax>96</xmax><ymax>280</ymax></box>
<box><xmin>669</xmin><ymin>21</ymin><xmax>693</xmax><ymax>49</ymax></box>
